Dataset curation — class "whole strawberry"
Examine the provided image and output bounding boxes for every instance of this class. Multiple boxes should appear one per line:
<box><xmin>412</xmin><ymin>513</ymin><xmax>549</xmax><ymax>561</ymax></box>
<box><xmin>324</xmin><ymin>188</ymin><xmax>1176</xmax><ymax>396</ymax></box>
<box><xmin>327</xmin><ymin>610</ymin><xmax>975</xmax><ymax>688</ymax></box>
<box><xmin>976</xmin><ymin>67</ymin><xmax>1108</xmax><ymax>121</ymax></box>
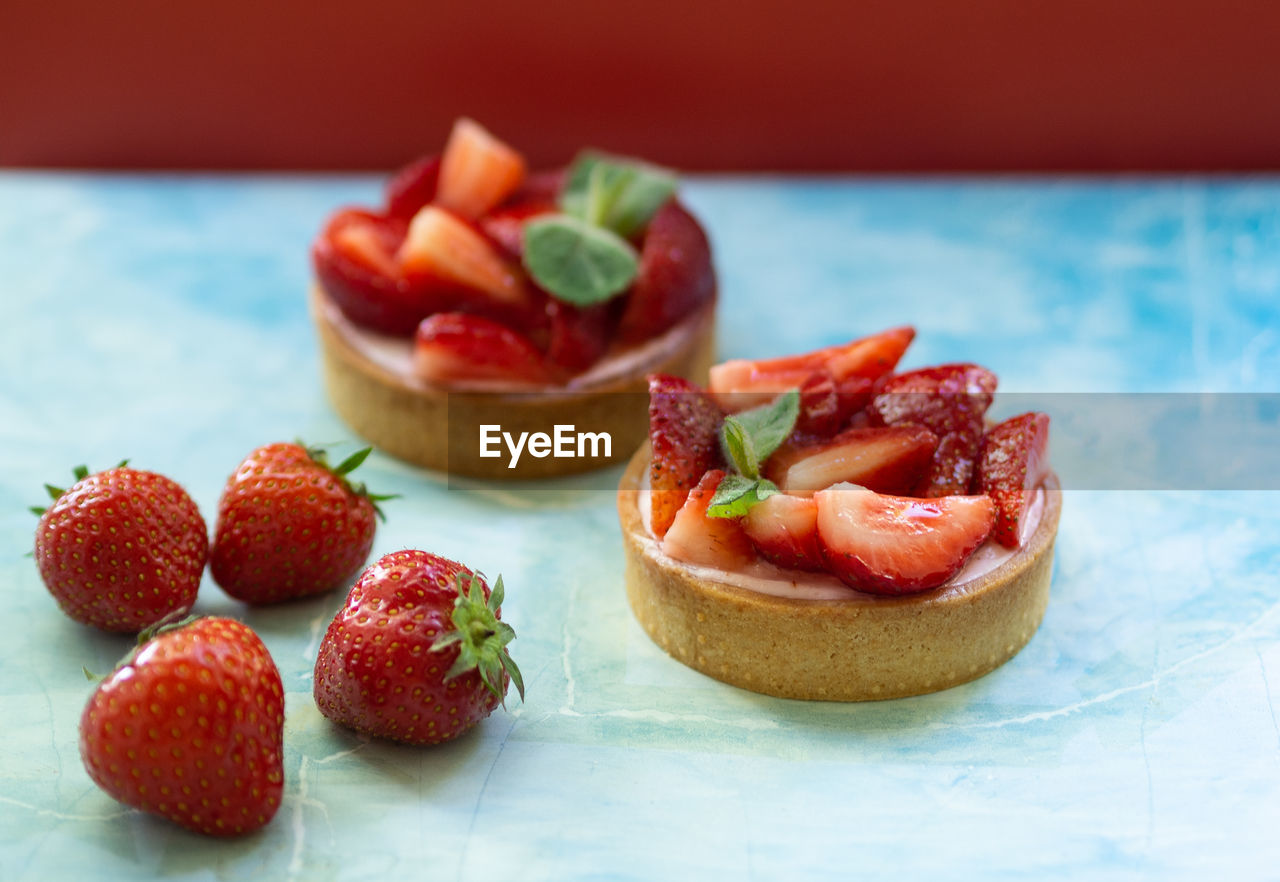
<box><xmin>313</xmin><ymin>550</ymin><xmax>523</xmax><ymax>745</ymax></box>
<box><xmin>79</xmin><ymin>616</ymin><xmax>285</xmax><ymax>836</ymax></box>
<box><xmin>32</xmin><ymin>464</ymin><xmax>208</xmax><ymax>632</ymax></box>
<box><xmin>210</xmin><ymin>442</ymin><xmax>391</xmax><ymax>604</ymax></box>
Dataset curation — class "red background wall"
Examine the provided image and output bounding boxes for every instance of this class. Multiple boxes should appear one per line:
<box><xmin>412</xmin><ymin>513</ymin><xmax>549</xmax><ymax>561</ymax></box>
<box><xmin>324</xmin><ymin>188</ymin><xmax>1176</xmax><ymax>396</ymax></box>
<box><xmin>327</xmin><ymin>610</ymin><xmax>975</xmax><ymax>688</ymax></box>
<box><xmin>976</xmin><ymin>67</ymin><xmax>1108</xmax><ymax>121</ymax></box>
<box><xmin>2</xmin><ymin>0</ymin><xmax>1278</xmax><ymax>172</ymax></box>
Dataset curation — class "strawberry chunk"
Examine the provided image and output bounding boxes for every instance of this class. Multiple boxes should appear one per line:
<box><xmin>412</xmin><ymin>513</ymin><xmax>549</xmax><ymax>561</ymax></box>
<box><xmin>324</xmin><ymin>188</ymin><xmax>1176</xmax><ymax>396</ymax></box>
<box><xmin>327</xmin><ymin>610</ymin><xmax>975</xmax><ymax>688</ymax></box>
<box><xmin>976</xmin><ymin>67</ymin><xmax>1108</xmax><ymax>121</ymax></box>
<box><xmin>741</xmin><ymin>493</ymin><xmax>824</xmax><ymax>572</ymax></box>
<box><xmin>414</xmin><ymin>312</ymin><xmax>556</xmax><ymax>385</ymax></box>
<box><xmin>313</xmin><ymin>208</ymin><xmax>460</xmax><ymax>336</ymax></box>
<box><xmin>435</xmin><ymin>118</ymin><xmax>527</xmax><ymax>221</ymax></box>
<box><xmin>814</xmin><ymin>484</ymin><xmax>995</xmax><ymax>595</ymax></box>
<box><xmin>766</xmin><ymin>425</ymin><xmax>939</xmax><ymax>497</ymax></box>
<box><xmin>385</xmin><ymin>153</ymin><xmax>442</xmax><ymax>219</ymax></box>
<box><xmin>661</xmin><ymin>470</ymin><xmax>755</xmax><ymax>569</ymax></box>
<box><xmin>479</xmin><ymin>197</ymin><xmax>559</xmax><ymax>260</ymax></box>
<box><xmin>869</xmin><ymin>363</ymin><xmax>998</xmax><ymax>497</ymax></box>
<box><xmin>709</xmin><ymin>326</ymin><xmax>915</xmax><ymax>412</ymax></box>
<box><xmin>616</xmin><ymin>201</ymin><xmax>716</xmax><ymax>345</ymax></box>
<box><xmin>795</xmin><ymin>372</ymin><xmax>874</xmax><ymax>436</ymax></box>
<box><xmin>545</xmin><ymin>299</ymin><xmax>615</xmax><ymax>374</ymax></box>
<box><xmin>397</xmin><ymin>205</ymin><xmax>536</xmax><ymax>314</ymax></box>
<box><xmin>976</xmin><ymin>412</ymin><xmax>1051</xmax><ymax>548</ymax></box>
<box><xmin>647</xmin><ymin>374</ymin><xmax>724</xmax><ymax>538</ymax></box>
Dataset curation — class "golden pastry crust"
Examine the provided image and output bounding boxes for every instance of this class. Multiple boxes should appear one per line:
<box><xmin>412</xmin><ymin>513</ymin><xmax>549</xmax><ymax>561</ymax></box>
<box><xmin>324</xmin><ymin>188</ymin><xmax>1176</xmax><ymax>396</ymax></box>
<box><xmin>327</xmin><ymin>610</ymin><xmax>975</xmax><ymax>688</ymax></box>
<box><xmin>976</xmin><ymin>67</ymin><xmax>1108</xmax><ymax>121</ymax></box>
<box><xmin>618</xmin><ymin>444</ymin><xmax>1062</xmax><ymax>701</ymax></box>
<box><xmin>310</xmin><ymin>286</ymin><xmax>716</xmax><ymax>478</ymax></box>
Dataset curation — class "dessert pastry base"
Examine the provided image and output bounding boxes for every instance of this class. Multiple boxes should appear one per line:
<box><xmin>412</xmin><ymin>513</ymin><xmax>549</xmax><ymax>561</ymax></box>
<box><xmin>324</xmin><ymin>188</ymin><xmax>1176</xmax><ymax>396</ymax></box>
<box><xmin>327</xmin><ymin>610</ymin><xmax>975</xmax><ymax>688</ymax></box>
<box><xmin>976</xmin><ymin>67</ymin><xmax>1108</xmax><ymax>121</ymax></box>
<box><xmin>618</xmin><ymin>445</ymin><xmax>1062</xmax><ymax>701</ymax></box>
<box><xmin>311</xmin><ymin>287</ymin><xmax>716</xmax><ymax>479</ymax></box>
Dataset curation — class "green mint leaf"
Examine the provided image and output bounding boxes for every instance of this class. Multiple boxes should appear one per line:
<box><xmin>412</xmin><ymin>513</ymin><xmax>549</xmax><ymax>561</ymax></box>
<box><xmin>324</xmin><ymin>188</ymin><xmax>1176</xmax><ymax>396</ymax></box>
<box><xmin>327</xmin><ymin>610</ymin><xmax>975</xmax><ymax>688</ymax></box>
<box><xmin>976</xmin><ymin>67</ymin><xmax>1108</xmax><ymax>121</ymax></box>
<box><xmin>720</xmin><ymin>415</ymin><xmax>759</xmax><ymax>479</ymax></box>
<box><xmin>705</xmin><ymin>474</ymin><xmax>779</xmax><ymax>519</ymax></box>
<box><xmin>522</xmin><ymin>214</ymin><xmax>639</xmax><ymax>306</ymax></box>
<box><xmin>561</xmin><ymin>152</ymin><xmax>678</xmax><ymax>238</ymax></box>
<box><xmin>733</xmin><ymin>389</ymin><xmax>800</xmax><ymax>464</ymax></box>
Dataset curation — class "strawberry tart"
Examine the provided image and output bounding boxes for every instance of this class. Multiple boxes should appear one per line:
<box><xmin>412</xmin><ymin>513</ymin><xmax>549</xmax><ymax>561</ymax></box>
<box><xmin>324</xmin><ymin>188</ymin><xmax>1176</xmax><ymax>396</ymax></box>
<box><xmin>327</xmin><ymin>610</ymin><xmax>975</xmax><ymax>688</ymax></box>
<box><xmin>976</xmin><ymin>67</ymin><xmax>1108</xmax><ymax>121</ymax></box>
<box><xmin>617</xmin><ymin>327</ymin><xmax>1062</xmax><ymax>700</ymax></box>
<box><xmin>311</xmin><ymin>118</ymin><xmax>716</xmax><ymax>478</ymax></box>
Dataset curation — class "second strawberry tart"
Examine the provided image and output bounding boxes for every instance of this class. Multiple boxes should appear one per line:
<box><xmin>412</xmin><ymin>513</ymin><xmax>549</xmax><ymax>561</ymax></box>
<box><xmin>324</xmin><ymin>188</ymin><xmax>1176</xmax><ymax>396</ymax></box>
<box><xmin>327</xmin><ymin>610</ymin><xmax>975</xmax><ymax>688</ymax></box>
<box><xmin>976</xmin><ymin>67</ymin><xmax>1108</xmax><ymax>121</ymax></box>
<box><xmin>311</xmin><ymin>118</ymin><xmax>716</xmax><ymax>479</ymax></box>
<box><xmin>617</xmin><ymin>327</ymin><xmax>1062</xmax><ymax>701</ymax></box>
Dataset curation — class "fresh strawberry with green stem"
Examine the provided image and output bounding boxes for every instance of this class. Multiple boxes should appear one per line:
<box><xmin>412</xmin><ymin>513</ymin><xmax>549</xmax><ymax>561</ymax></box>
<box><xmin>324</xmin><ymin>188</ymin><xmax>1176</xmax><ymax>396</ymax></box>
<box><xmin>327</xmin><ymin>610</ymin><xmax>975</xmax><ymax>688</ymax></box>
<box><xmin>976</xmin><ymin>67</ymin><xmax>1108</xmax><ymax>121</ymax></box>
<box><xmin>976</xmin><ymin>411</ymin><xmax>1051</xmax><ymax>548</ymax></box>
<box><xmin>210</xmin><ymin>442</ymin><xmax>391</xmax><ymax>604</ymax></box>
<box><xmin>32</xmin><ymin>464</ymin><xmax>207</xmax><ymax>632</ymax></box>
<box><xmin>79</xmin><ymin>616</ymin><xmax>285</xmax><ymax>836</ymax></box>
<box><xmin>313</xmin><ymin>550</ymin><xmax>523</xmax><ymax>745</ymax></box>
<box><xmin>647</xmin><ymin>373</ymin><xmax>725</xmax><ymax>538</ymax></box>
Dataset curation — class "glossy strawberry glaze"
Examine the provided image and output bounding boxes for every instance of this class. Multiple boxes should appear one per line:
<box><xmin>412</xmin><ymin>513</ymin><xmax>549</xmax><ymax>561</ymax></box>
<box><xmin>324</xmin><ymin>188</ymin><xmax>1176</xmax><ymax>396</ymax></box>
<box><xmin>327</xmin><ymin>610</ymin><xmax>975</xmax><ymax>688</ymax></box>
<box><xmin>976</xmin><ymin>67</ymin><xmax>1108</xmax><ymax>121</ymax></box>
<box><xmin>633</xmin><ymin>479</ymin><xmax>1046</xmax><ymax>602</ymax></box>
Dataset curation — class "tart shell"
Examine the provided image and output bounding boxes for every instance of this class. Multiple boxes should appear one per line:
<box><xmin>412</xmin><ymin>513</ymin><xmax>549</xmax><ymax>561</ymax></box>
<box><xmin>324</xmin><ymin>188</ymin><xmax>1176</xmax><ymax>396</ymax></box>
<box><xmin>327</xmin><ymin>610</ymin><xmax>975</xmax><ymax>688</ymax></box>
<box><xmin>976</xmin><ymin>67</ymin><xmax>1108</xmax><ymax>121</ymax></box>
<box><xmin>311</xmin><ymin>287</ymin><xmax>716</xmax><ymax>479</ymax></box>
<box><xmin>618</xmin><ymin>444</ymin><xmax>1062</xmax><ymax>701</ymax></box>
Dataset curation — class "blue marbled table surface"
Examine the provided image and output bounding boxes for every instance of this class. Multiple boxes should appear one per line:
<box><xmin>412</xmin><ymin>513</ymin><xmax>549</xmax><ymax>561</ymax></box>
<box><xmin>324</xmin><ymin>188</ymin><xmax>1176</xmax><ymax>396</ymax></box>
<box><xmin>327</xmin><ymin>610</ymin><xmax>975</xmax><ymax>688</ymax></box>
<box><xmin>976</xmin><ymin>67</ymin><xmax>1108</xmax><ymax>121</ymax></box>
<box><xmin>0</xmin><ymin>171</ymin><xmax>1277</xmax><ymax>880</ymax></box>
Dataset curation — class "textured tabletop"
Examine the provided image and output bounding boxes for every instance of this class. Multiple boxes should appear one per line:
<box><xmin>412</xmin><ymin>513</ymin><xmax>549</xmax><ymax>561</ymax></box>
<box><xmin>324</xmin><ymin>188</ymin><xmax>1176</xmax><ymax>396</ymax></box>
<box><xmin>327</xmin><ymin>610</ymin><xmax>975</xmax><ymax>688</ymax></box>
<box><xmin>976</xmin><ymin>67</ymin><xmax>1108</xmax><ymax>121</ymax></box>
<box><xmin>0</xmin><ymin>172</ymin><xmax>1277</xmax><ymax>880</ymax></box>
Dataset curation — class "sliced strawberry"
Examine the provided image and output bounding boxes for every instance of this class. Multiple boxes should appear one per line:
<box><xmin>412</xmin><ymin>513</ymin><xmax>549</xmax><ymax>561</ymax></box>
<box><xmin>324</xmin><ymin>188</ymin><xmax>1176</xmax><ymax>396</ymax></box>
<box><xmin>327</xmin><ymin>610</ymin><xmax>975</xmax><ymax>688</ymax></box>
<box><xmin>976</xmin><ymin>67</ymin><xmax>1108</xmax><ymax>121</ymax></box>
<box><xmin>616</xmin><ymin>201</ymin><xmax>716</xmax><ymax>345</ymax></box>
<box><xmin>413</xmin><ymin>312</ymin><xmax>557</xmax><ymax>385</ymax></box>
<box><xmin>795</xmin><ymin>372</ymin><xmax>874</xmax><ymax>436</ymax></box>
<box><xmin>313</xmin><ymin>208</ymin><xmax>459</xmax><ymax>335</ymax></box>
<box><xmin>869</xmin><ymin>363</ymin><xmax>998</xmax><ymax>497</ymax></box>
<box><xmin>479</xmin><ymin>198</ymin><xmax>558</xmax><ymax>260</ymax></box>
<box><xmin>661</xmin><ymin>470</ymin><xmax>755</xmax><ymax>569</ymax></box>
<box><xmin>545</xmin><ymin>299</ymin><xmax>615</xmax><ymax>374</ymax></box>
<box><xmin>814</xmin><ymin>484</ymin><xmax>995</xmax><ymax>595</ymax></box>
<box><xmin>976</xmin><ymin>412</ymin><xmax>1051</xmax><ymax>548</ymax></box>
<box><xmin>709</xmin><ymin>326</ymin><xmax>915</xmax><ymax>411</ymax></box>
<box><xmin>766</xmin><ymin>425</ymin><xmax>939</xmax><ymax>496</ymax></box>
<box><xmin>397</xmin><ymin>206</ymin><xmax>537</xmax><ymax>319</ymax></box>
<box><xmin>385</xmin><ymin>153</ymin><xmax>441</xmax><ymax>220</ymax></box>
<box><xmin>435</xmin><ymin>118</ymin><xmax>527</xmax><ymax>221</ymax></box>
<box><xmin>741</xmin><ymin>493</ymin><xmax>824</xmax><ymax>572</ymax></box>
<box><xmin>647</xmin><ymin>374</ymin><xmax>724</xmax><ymax>538</ymax></box>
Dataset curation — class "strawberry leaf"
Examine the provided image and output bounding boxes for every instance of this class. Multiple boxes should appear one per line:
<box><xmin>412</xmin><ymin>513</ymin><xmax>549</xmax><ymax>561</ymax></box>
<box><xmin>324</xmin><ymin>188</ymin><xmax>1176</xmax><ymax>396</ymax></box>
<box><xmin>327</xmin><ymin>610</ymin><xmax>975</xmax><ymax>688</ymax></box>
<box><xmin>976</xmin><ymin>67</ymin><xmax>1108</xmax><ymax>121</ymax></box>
<box><xmin>522</xmin><ymin>215</ymin><xmax>639</xmax><ymax>306</ymax></box>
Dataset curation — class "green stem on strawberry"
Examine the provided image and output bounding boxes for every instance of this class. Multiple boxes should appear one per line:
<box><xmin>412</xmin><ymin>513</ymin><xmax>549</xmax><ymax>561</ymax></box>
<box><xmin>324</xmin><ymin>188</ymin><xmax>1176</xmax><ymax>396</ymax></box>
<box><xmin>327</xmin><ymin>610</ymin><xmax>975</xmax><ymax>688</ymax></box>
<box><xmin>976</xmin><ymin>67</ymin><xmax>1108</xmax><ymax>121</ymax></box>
<box><xmin>300</xmin><ymin>442</ymin><xmax>399</xmax><ymax>521</ymax></box>
<box><xmin>430</xmin><ymin>573</ymin><xmax>524</xmax><ymax>706</ymax></box>
<box><xmin>706</xmin><ymin>389</ymin><xmax>800</xmax><ymax>520</ymax></box>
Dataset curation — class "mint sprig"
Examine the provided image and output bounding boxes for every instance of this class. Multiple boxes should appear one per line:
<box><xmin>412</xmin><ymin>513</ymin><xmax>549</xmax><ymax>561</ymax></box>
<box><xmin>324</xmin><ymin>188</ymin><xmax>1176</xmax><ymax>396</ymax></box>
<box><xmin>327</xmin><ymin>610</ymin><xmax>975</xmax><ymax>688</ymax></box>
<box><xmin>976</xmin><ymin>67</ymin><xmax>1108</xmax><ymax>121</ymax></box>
<box><xmin>521</xmin><ymin>152</ymin><xmax>678</xmax><ymax>307</ymax></box>
<box><xmin>706</xmin><ymin>389</ymin><xmax>800</xmax><ymax>519</ymax></box>
<box><xmin>561</xmin><ymin>152</ymin><xmax>678</xmax><ymax>238</ymax></box>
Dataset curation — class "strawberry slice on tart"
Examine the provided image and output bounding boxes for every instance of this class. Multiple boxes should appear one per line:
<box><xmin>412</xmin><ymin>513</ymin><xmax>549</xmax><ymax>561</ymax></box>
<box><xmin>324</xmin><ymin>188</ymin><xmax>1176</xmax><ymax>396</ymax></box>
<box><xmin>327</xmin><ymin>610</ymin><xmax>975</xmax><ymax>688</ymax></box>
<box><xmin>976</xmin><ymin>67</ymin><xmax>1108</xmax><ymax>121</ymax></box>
<box><xmin>869</xmin><ymin>362</ymin><xmax>998</xmax><ymax>497</ymax></box>
<box><xmin>813</xmin><ymin>484</ymin><xmax>995</xmax><ymax>595</ymax></box>
<box><xmin>647</xmin><ymin>374</ymin><xmax>724</xmax><ymax>538</ymax></box>
<box><xmin>709</xmin><ymin>326</ymin><xmax>915</xmax><ymax>413</ymax></box>
<box><xmin>661</xmin><ymin>469</ymin><xmax>755</xmax><ymax>569</ymax></box>
<box><xmin>976</xmin><ymin>411</ymin><xmax>1051</xmax><ymax>548</ymax></box>
<box><xmin>765</xmin><ymin>425</ymin><xmax>939</xmax><ymax>496</ymax></box>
